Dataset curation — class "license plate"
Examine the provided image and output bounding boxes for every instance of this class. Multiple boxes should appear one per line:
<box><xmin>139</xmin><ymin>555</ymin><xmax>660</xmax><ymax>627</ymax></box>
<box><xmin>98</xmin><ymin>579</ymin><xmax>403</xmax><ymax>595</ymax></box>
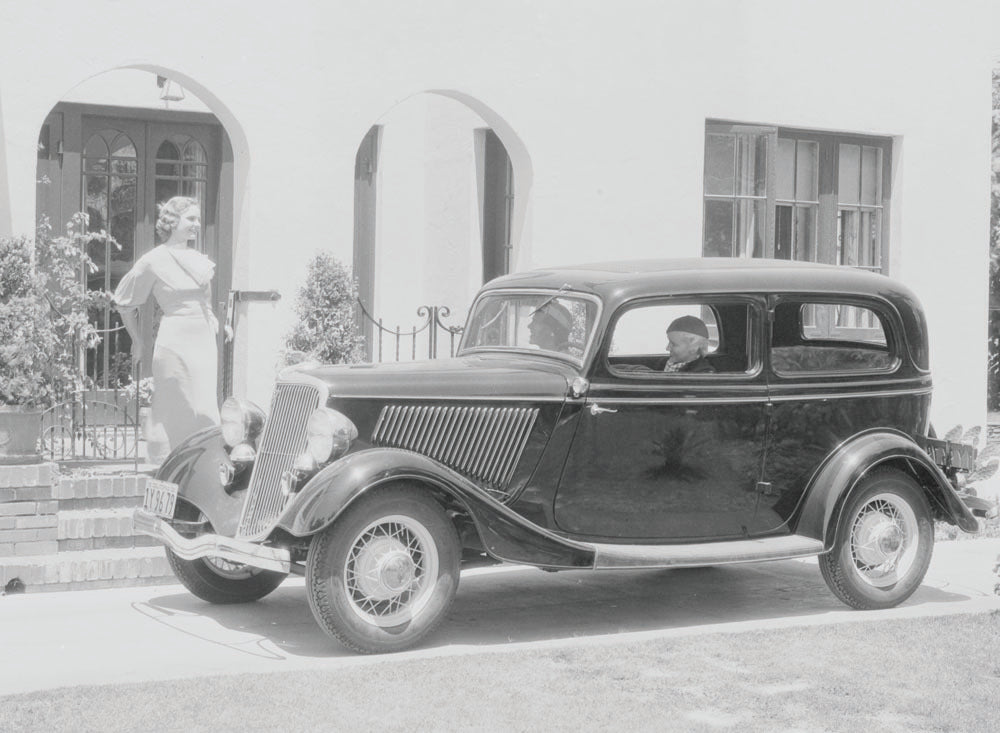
<box><xmin>144</xmin><ymin>478</ymin><xmax>179</xmax><ymax>519</ymax></box>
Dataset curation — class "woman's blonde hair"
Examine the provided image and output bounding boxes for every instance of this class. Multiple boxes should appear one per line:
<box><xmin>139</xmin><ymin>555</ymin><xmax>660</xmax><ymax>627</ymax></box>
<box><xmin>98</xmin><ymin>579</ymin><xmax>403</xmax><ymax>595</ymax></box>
<box><xmin>155</xmin><ymin>196</ymin><xmax>199</xmax><ymax>241</ymax></box>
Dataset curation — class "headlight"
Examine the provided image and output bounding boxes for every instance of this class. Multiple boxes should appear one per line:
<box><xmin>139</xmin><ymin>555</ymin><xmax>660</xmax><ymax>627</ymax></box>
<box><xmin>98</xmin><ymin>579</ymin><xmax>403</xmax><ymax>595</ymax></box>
<box><xmin>220</xmin><ymin>397</ymin><xmax>265</xmax><ymax>448</ymax></box>
<box><xmin>306</xmin><ymin>407</ymin><xmax>358</xmax><ymax>463</ymax></box>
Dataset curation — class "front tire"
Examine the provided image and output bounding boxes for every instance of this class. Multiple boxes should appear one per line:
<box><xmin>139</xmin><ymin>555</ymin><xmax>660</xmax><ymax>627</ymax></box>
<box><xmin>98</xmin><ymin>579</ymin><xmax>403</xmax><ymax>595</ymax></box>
<box><xmin>306</xmin><ymin>485</ymin><xmax>461</xmax><ymax>654</ymax></box>
<box><xmin>166</xmin><ymin>551</ymin><xmax>288</xmax><ymax>604</ymax></box>
<box><xmin>819</xmin><ymin>467</ymin><xmax>933</xmax><ymax>610</ymax></box>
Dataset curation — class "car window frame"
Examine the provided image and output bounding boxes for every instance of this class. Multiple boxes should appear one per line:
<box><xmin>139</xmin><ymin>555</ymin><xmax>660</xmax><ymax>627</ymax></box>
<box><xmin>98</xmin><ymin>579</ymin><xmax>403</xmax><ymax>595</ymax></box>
<box><xmin>767</xmin><ymin>293</ymin><xmax>903</xmax><ymax>379</ymax></box>
<box><xmin>595</xmin><ymin>294</ymin><xmax>765</xmax><ymax>382</ymax></box>
<box><xmin>457</xmin><ymin>287</ymin><xmax>604</xmax><ymax>368</ymax></box>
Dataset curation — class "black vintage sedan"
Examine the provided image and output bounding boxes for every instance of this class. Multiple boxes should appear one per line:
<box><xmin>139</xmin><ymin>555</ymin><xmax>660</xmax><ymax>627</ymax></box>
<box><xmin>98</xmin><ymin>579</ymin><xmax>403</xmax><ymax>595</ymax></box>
<box><xmin>134</xmin><ymin>258</ymin><xmax>990</xmax><ymax>653</ymax></box>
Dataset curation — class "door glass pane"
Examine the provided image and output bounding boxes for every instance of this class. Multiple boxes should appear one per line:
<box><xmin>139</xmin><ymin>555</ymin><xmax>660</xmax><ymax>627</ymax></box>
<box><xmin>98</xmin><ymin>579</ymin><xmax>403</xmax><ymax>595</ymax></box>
<box><xmin>796</xmin><ymin>141</ymin><xmax>818</xmax><ymax>201</ymax></box>
<box><xmin>84</xmin><ymin>135</ymin><xmax>109</xmax><ymax>159</ymax></box>
<box><xmin>838</xmin><ymin>209</ymin><xmax>859</xmax><ymax>266</ymax></box>
<box><xmin>861</xmin><ymin>146</ymin><xmax>881</xmax><ymax>205</ymax></box>
<box><xmin>838</xmin><ymin>144</ymin><xmax>860</xmax><ymax>205</ymax></box>
<box><xmin>156</xmin><ymin>141</ymin><xmax>180</xmax><ymax>159</ymax></box>
<box><xmin>704</xmin><ymin>134</ymin><xmax>735</xmax><ymax>195</ymax></box>
<box><xmin>794</xmin><ymin>205</ymin><xmax>817</xmax><ymax>262</ymax></box>
<box><xmin>110</xmin><ymin>175</ymin><xmax>136</xmax><ymax>267</ymax></box>
<box><xmin>736</xmin><ymin>199</ymin><xmax>766</xmax><ymax>258</ymax></box>
<box><xmin>704</xmin><ymin>199</ymin><xmax>734</xmax><ymax>257</ymax></box>
<box><xmin>182</xmin><ymin>140</ymin><xmax>207</xmax><ymax>163</ymax></box>
<box><xmin>776</xmin><ymin>138</ymin><xmax>795</xmax><ymax>200</ymax></box>
<box><xmin>110</xmin><ymin>135</ymin><xmax>136</xmax><ymax>158</ymax></box>
<box><xmin>155</xmin><ymin>161</ymin><xmax>179</xmax><ymax>176</ymax></box>
<box><xmin>775</xmin><ymin>204</ymin><xmax>792</xmax><ymax>260</ymax></box>
<box><xmin>737</xmin><ymin>134</ymin><xmax>767</xmax><ymax>196</ymax></box>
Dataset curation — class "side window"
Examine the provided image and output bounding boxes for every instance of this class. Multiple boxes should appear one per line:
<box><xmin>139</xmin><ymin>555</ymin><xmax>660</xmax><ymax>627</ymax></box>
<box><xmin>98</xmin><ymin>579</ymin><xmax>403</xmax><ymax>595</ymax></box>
<box><xmin>608</xmin><ymin>302</ymin><xmax>752</xmax><ymax>375</ymax></box>
<box><xmin>771</xmin><ymin>301</ymin><xmax>892</xmax><ymax>374</ymax></box>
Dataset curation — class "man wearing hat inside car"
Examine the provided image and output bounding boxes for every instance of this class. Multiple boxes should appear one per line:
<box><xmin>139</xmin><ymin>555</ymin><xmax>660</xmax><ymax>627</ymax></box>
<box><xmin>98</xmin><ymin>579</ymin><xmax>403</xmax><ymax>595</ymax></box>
<box><xmin>664</xmin><ymin>315</ymin><xmax>715</xmax><ymax>373</ymax></box>
<box><xmin>528</xmin><ymin>300</ymin><xmax>574</xmax><ymax>353</ymax></box>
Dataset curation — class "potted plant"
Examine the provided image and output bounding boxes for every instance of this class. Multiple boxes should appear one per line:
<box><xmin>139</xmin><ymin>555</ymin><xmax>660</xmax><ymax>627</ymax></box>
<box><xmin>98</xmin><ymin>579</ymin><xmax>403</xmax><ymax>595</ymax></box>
<box><xmin>0</xmin><ymin>216</ymin><xmax>110</xmax><ymax>463</ymax></box>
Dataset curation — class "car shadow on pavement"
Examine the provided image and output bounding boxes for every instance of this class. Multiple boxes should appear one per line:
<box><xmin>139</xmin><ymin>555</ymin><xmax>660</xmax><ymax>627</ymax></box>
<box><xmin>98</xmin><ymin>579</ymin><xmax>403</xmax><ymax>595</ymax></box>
<box><xmin>138</xmin><ymin>557</ymin><xmax>974</xmax><ymax>660</ymax></box>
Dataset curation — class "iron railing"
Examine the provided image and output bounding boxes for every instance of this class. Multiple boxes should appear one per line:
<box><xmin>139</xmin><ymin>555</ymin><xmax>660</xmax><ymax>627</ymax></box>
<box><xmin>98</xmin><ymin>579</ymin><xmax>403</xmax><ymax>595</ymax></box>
<box><xmin>357</xmin><ymin>301</ymin><xmax>464</xmax><ymax>363</ymax></box>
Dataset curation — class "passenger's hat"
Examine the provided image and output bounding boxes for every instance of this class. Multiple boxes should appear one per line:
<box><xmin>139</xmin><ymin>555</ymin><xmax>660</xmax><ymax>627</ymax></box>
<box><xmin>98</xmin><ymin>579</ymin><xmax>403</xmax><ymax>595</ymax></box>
<box><xmin>533</xmin><ymin>301</ymin><xmax>573</xmax><ymax>333</ymax></box>
<box><xmin>666</xmin><ymin>315</ymin><xmax>709</xmax><ymax>339</ymax></box>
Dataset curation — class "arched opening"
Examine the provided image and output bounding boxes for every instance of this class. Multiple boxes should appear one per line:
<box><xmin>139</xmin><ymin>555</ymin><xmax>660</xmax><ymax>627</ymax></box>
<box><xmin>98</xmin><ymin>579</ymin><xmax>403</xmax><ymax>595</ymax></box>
<box><xmin>34</xmin><ymin>67</ymin><xmax>243</xmax><ymax>395</ymax></box>
<box><xmin>352</xmin><ymin>91</ymin><xmax>532</xmax><ymax>360</ymax></box>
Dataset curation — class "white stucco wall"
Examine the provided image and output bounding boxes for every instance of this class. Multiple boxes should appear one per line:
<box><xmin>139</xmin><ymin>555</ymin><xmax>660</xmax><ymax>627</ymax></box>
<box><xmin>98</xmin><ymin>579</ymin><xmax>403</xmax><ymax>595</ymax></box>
<box><xmin>0</xmin><ymin>0</ymin><xmax>994</xmax><ymax>431</ymax></box>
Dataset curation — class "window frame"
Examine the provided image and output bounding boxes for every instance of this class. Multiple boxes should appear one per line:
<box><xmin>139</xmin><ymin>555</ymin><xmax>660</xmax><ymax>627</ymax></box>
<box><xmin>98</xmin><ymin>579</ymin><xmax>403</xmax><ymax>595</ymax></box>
<box><xmin>601</xmin><ymin>295</ymin><xmax>764</xmax><ymax>381</ymax></box>
<box><xmin>703</xmin><ymin>122</ymin><xmax>892</xmax><ymax>275</ymax></box>
<box><xmin>767</xmin><ymin>294</ymin><xmax>901</xmax><ymax>379</ymax></box>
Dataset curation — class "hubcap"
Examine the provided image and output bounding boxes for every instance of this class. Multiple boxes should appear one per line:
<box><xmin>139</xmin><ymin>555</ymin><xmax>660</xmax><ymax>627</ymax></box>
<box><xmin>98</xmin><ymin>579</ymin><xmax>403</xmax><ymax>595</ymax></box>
<box><xmin>849</xmin><ymin>493</ymin><xmax>919</xmax><ymax>588</ymax></box>
<box><xmin>344</xmin><ymin>516</ymin><xmax>439</xmax><ymax>627</ymax></box>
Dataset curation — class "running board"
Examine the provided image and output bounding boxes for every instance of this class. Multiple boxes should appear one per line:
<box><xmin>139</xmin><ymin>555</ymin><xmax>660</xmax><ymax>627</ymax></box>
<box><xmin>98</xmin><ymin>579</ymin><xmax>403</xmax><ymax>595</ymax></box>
<box><xmin>590</xmin><ymin>534</ymin><xmax>825</xmax><ymax>569</ymax></box>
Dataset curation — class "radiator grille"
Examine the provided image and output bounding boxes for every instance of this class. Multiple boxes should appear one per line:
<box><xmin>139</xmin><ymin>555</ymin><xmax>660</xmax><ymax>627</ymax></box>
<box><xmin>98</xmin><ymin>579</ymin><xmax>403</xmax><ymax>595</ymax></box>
<box><xmin>236</xmin><ymin>382</ymin><xmax>321</xmax><ymax>539</ymax></box>
<box><xmin>371</xmin><ymin>404</ymin><xmax>539</xmax><ymax>500</ymax></box>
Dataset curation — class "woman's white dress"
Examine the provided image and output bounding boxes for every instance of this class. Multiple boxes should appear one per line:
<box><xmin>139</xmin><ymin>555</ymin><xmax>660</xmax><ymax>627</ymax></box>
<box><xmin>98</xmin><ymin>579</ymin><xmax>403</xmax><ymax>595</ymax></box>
<box><xmin>114</xmin><ymin>245</ymin><xmax>220</xmax><ymax>464</ymax></box>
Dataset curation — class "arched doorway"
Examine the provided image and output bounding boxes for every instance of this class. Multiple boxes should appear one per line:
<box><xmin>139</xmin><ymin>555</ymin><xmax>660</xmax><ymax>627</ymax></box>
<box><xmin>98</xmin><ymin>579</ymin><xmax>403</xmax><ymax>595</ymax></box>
<box><xmin>35</xmin><ymin>68</ymin><xmax>236</xmax><ymax>394</ymax></box>
<box><xmin>352</xmin><ymin>91</ymin><xmax>532</xmax><ymax>361</ymax></box>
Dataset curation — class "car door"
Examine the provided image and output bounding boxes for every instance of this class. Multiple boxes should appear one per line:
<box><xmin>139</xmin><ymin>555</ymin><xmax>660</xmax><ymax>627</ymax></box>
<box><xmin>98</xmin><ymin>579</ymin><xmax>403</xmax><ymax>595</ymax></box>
<box><xmin>553</xmin><ymin>296</ymin><xmax>770</xmax><ymax>541</ymax></box>
<box><xmin>758</xmin><ymin>296</ymin><xmax>927</xmax><ymax>532</ymax></box>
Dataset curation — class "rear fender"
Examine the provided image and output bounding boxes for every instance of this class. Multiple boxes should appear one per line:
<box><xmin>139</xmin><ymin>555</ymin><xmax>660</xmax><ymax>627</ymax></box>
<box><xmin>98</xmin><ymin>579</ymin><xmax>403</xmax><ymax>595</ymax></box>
<box><xmin>793</xmin><ymin>429</ymin><xmax>979</xmax><ymax>548</ymax></box>
<box><xmin>276</xmin><ymin>448</ymin><xmax>594</xmax><ymax>569</ymax></box>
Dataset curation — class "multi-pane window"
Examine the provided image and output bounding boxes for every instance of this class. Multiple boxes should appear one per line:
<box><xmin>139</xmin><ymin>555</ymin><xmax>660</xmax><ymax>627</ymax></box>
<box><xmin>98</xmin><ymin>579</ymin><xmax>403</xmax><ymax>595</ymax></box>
<box><xmin>703</xmin><ymin>122</ymin><xmax>891</xmax><ymax>275</ymax></box>
<box><xmin>155</xmin><ymin>136</ymin><xmax>208</xmax><ymax>250</ymax></box>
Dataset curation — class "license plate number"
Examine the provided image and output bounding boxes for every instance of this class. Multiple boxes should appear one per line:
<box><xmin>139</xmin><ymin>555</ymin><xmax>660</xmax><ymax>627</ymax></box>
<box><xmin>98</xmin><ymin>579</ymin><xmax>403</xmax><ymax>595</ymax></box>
<box><xmin>144</xmin><ymin>479</ymin><xmax>179</xmax><ymax>519</ymax></box>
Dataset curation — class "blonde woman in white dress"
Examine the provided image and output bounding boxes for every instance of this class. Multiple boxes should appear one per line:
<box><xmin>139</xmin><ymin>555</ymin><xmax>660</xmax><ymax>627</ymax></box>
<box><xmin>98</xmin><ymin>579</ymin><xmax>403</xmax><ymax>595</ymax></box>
<box><xmin>114</xmin><ymin>197</ymin><xmax>225</xmax><ymax>464</ymax></box>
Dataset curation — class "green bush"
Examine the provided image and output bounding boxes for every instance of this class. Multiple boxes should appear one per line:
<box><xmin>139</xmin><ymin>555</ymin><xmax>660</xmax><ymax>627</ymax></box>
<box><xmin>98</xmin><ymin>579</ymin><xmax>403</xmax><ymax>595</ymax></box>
<box><xmin>284</xmin><ymin>252</ymin><xmax>365</xmax><ymax>366</ymax></box>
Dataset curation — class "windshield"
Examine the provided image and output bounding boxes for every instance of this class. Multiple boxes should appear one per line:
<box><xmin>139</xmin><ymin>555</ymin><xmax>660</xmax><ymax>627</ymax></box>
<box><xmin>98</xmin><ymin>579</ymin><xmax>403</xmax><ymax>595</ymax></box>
<box><xmin>460</xmin><ymin>290</ymin><xmax>600</xmax><ymax>363</ymax></box>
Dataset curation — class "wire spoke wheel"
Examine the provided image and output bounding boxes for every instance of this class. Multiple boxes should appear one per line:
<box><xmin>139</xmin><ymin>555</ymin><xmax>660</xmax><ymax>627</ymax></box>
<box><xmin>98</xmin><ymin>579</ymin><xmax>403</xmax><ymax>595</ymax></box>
<box><xmin>344</xmin><ymin>516</ymin><xmax>439</xmax><ymax>627</ymax></box>
<box><xmin>819</xmin><ymin>468</ymin><xmax>933</xmax><ymax>610</ymax></box>
<box><xmin>847</xmin><ymin>493</ymin><xmax>920</xmax><ymax>588</ymax></box>
<box><xmin>306</xmin><ymin>485</ymin><xmax>460</xmax><ymax>654</ymax></box>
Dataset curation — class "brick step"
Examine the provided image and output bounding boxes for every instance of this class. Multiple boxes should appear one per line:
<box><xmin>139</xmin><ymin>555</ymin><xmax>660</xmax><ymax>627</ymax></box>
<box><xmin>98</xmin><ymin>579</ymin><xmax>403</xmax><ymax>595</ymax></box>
<box><xmin>0</xmin><ymin>545</ymin><xmax>175</xmax><ymax>593</ymax></box>
<box><xmin>57</xmin><ymin>508</ymin><xmax>159</xmax><ymax>551</ymax></box>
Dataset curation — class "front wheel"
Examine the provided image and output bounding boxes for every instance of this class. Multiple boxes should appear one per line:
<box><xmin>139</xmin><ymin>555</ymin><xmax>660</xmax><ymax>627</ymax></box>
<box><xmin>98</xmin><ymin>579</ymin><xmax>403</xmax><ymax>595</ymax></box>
<box><xmin>819</xmin><ymin>467</ymin><xmax>933</xmax><ymax>610</ymax></box>
<box><xmin>306</xmin><ymin>485</ymin><xmax>461</xmax><ymax>654</ymax></box>
<box><xmin>166</xmin><ymin>551</ymin><xmax>288</xmax><ymax>604</ymax></box>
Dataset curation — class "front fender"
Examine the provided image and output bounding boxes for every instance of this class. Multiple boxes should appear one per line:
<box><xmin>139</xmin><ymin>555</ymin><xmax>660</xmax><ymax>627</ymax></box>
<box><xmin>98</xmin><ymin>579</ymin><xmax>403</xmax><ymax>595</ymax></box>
<box><xmin>793</xmin><ymin>429</ymin><xmax>979</xmax><ymax>547</ymax></box>
<box><xmin>155</xmin><ymin>426</ymin><xmax>244</xmax><ymax>536</ymax></box>
<box><xmin>276</xmin><ymin>448</ymin><xmax>594</xmax><ymax>569</ymax></box>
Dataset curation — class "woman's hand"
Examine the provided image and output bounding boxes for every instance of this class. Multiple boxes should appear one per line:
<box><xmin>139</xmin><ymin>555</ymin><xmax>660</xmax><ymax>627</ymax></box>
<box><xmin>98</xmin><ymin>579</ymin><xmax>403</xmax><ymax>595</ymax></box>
<box><xmin>224</xmin><ymin>324</ymin><xmax>234</xmax><ymax>342</ymax></box>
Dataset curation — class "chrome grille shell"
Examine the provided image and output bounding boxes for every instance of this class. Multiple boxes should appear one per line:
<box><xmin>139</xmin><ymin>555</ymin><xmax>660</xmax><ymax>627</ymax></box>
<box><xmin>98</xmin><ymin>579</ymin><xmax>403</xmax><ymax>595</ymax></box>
<box><xmin>236</xmin><ymin>380</ymin><xmax>323</xmax><ymax>539</ymax></box>
<box><xmin>372</xmin><ymin>404</ymin><xmax>539</xmax><ymax>501</ymax></box>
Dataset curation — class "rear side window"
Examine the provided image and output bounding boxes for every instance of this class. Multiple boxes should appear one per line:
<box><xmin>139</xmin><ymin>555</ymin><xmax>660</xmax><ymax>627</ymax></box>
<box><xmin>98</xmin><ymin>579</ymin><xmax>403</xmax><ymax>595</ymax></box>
<box><xmin>771</xmin><ymin>301</ymin><xmax>893</xmax><ymax>374</ymax></box>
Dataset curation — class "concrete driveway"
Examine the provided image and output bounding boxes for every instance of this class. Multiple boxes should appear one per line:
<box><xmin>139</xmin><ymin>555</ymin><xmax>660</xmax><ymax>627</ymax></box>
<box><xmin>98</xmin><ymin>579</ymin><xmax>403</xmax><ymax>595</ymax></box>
<box><xmin>1</xmin><ymin>538</ymin><xmax>997</xmax><ymax>697</ymax></box>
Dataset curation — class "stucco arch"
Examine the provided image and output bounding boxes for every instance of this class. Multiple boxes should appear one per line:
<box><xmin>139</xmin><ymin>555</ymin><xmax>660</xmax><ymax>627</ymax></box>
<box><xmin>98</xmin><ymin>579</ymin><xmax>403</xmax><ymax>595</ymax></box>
<box><xmin>352</xmin><ymin>89</ymin><xmax>533</xmax><ymax>356</ymax></box>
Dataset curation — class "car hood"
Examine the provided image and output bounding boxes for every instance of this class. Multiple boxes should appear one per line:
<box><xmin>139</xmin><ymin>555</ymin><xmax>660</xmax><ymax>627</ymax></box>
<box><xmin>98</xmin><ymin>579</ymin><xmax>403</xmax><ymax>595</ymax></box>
<box><xmin>281</xmin><ymin>354</ymin><xmax>577</xmax><ymax>401</ymax></box>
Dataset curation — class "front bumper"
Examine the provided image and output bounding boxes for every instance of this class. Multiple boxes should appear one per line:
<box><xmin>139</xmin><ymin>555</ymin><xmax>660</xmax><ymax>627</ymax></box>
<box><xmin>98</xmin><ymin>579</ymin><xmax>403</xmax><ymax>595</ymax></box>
<box><xmin>133</xmin><ymin>508</ymin><xmax>292</xmax><ymax>574</ymax></box>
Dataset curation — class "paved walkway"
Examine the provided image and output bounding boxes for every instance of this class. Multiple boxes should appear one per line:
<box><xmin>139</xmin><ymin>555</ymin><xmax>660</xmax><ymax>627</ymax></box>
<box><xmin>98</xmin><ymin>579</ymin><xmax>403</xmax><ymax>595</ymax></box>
<box><xmin>1</xmin><ymin>538</ymin><xmax>998</xmax><ymax>696</ymax></box>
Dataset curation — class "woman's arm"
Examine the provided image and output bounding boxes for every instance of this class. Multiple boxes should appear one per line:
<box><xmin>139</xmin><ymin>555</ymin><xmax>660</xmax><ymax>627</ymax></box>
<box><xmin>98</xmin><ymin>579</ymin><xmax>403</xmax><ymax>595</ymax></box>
<box><xmin>118</xmin><ymin>306</ymin><xmax>143</xmax><ymax>366</ymax></box>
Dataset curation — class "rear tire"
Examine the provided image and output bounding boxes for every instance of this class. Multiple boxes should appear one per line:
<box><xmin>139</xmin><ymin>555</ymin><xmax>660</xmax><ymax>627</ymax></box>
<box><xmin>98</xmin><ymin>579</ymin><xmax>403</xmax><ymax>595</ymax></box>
<box><xmin>306</xmin><ymin>485</ymin><xmax>461</xmax><ymax>654</ymax></box>
<box><xmin>819</xmin><ymin>467</ymin><xmax>933</xmax><ymax>610</ymax></box>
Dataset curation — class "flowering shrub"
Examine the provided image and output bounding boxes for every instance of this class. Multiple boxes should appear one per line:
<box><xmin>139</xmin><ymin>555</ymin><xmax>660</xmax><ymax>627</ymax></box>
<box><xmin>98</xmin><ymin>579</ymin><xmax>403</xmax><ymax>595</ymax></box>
<box><xmin>0</xmin><ymin>214</ymin><xmax>113</xmax><ymax>408</ymax></box>
<box><xmin>122</xmin><ymin>376</ymin><xmax>155</xmax><ymax>408</ymax></box>
<box><xmin>284</xmin><ymin>252</ymin><xmax>365</xmax><ymax>366</ymax></box>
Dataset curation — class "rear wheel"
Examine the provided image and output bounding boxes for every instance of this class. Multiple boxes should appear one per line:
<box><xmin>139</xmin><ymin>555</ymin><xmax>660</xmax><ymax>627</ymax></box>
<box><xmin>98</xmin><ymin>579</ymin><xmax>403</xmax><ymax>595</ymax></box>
<box><xmin>306</xmin><ymin>485</ymin><xmax>461</xmax><ymax>654</ymax></box>
<box><xmin>819</xmin><ymin>468</ymin><xmax>933</xmax><ymax>610</ymax></box>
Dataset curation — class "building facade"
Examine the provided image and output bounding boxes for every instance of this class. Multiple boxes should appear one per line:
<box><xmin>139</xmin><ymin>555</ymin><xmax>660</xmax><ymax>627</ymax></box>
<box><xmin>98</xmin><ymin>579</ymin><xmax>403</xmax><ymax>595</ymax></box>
<box><xmin>0</xmin><ymin>0</ymin><xmax>995</xmax><ymax>431</ymax></box>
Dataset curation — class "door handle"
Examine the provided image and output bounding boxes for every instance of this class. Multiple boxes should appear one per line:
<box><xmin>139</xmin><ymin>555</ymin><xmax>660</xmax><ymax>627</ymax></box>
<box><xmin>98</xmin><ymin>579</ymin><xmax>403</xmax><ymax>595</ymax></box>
<box><xmin>589</xmin><ymin>403</ymin><xmax>618</xmax><ymax>416</ymax></box>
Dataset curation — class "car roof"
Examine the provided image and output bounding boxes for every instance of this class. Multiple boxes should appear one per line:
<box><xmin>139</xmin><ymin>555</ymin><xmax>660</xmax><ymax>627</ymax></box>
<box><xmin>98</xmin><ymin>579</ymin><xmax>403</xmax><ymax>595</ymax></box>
<box><xmin>483</xmin><ymin>258</ymin><xmax>915</xmax><ymax>305</ymax></box>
